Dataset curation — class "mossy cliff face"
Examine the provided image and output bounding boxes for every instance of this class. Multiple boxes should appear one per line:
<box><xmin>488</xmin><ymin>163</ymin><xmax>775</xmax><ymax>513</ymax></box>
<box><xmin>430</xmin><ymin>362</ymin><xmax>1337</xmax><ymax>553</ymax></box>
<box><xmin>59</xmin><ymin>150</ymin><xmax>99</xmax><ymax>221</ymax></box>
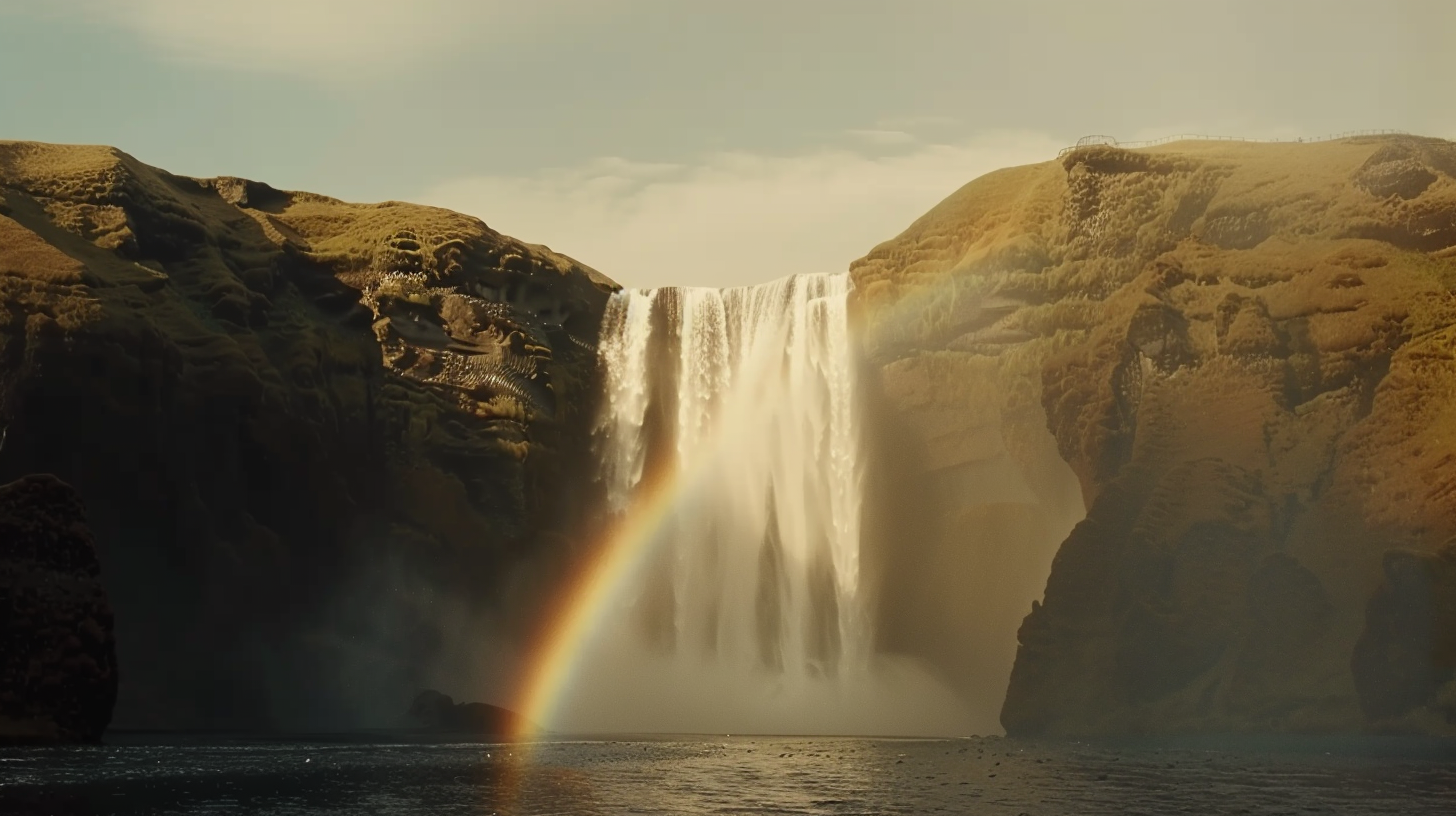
<box><xmin>0</xmin><ymin>141</ymin><xmax>615</xmax><ymax>730</ymax></box>
<box><xmin>851</xmin><ymin>136</ymin><xmax>1456</xmax><ymax>736</ymax></box>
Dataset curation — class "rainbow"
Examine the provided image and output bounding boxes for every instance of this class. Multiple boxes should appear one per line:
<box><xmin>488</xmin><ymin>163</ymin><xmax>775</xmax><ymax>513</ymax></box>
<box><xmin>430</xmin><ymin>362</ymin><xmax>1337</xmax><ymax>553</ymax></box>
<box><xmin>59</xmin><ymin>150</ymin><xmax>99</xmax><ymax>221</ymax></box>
<box><xmin>507</xmin><ymin>340</ymin><xmax>782</xmax><ymax>739</ymax></box>
<box><xmin>508</xmin><ymin>459</ymin><xmax>676</xmax><ymax>738</ymax></box>
<box><xmin>507</xmin><ymin>416</ymin><xmax>758</xmax><ymax>740</ymax></box>
<box><xmin>492</xmin><ymin>457</ymin><xmax>695</xmax><ymax>816</ymax></box>
<box><xmin>508</xmin><ymin>275</ymin><xmax>879</xmax><ymax>740</ymax></box>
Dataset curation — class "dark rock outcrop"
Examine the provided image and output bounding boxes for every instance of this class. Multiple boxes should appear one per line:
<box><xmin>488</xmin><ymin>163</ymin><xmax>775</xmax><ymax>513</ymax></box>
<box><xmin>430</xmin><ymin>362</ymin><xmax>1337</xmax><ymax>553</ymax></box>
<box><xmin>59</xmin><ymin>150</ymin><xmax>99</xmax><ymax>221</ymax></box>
<box><xmin>0</xmin><ymin>141</ymin><xmax>616</xmax><ymax>732</ymax></box>
<box><xmin>851</xmin><ymin>135</ymin><xmax>1456</xmax><ymax>736</ymax></box>
<box><xmin>1352</xmin><ymin>545</ymin><xmax>1456</xmax><ymax>727</ymax></box>
<box><xmin>0</xmin><ymin>474</ymin><xmax>117</xmax><ymax>742</ymax></box>
<box><xmin>406</xmin><ymin>689</ymin><xmax>526</xmax><ymax>735</ymax></box>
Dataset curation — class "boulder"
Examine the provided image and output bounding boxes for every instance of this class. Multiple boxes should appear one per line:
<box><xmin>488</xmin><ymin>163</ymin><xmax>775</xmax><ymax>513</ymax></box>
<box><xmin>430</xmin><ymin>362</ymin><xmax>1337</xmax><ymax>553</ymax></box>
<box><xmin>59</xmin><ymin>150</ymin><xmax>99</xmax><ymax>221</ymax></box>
<box><xmin>407</xmin><ymin>689</ymin><xmax>526</xmax><ymax>735</ymax></box>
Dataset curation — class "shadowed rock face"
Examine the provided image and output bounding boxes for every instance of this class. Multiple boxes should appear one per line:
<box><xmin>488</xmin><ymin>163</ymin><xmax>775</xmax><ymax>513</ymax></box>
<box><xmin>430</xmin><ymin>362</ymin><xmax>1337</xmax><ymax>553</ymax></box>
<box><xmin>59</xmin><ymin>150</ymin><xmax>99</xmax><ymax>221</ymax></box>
<box><xmin>1352</xmin><ymin>546</ymin><xmax>1456</xmax><ymax>727</ymax></box>
<box><xmin>0</xmin><ymin>142</ymin><xmax>616</xmax><ymax>732</ymax></box>
<box><xmin>0</xmin><ymin>474</ymin><xmax>117</xmax><ymax>743</ymax></box>
<box><xmin>851</xmin><ymin>135</ymin><xmax>1456</xmax><ymax>736</ymax></box>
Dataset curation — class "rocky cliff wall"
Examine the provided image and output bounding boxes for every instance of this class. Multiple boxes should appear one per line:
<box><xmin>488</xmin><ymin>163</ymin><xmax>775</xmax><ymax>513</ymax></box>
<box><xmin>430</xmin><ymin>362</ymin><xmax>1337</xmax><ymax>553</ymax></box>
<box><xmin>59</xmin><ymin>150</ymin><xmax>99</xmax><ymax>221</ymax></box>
<box><xmin>851</xmin><ymin>135</ymin><xmax>1456</xmax><ymax>735</ymax></box>
<box><xmin>0</xmin><ymin>141</ymin><xmax>615</xmax><ymax>731</ymax></box>
<box><xmin>0</xmin><ymin>474</ymin><xmax>116</xmax><ymax>743</ymax></box>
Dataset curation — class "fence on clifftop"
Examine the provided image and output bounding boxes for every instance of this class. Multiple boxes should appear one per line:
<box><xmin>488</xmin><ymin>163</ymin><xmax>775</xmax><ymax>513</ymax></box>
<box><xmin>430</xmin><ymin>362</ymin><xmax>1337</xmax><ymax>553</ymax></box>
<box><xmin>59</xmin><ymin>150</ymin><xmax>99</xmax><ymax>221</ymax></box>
<box><xmin>1056</xmin><ymin>129</ymin><xmax>1410</xmax><ymax>159</ymax></box>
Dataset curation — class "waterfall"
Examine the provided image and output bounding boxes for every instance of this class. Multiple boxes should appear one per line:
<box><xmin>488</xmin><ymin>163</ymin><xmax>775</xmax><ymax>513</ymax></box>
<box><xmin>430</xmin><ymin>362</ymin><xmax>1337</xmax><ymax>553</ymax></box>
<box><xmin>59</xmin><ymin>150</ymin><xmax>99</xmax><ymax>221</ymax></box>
<box><xmin>595</xmin><ymin>273</ymin><xmax>868</xmax><ymax>679</ymax></box>
<box><xmin>557</xmin><ymin>271</ymin><xmax>973</xmax><ymax>735</ymax></box>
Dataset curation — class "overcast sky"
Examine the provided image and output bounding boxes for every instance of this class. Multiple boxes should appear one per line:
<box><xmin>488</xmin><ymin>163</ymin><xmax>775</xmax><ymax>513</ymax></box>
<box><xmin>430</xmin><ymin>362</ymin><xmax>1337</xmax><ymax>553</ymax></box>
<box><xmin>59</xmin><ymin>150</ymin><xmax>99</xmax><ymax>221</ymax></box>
<box><xmin>3</xmin><ymin>1</ymin><xmax>1453</xmax><ymax>287</ymax></box>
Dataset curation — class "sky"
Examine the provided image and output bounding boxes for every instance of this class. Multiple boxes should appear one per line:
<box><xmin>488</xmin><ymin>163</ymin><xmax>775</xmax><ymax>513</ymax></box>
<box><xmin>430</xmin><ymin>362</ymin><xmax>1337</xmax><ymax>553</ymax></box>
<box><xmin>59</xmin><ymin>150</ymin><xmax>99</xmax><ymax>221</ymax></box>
<box><xmin>2</xmin><ymin>0</ymin><xmax>1454</xmax><ymax>288</ymax></box>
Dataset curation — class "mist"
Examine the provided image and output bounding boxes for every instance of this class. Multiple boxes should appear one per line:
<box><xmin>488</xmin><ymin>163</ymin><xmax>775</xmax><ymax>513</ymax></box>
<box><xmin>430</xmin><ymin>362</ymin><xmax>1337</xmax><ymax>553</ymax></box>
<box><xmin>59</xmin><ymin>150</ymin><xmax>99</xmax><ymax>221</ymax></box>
<box><xmin>538</xmin><ymin>271</ymin><xmax>1084</xmax><ymax>736</ymax></box>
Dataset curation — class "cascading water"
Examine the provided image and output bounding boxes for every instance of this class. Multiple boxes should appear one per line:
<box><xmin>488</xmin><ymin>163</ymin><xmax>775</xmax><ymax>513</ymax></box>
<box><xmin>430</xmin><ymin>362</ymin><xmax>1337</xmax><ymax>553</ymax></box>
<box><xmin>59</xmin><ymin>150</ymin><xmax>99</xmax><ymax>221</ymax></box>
<box><xmin>558</xmin><ymin>272</ymin><xmax>971</xmax><ymax>736</ymax></box>
<box><xmin>598</xmin><ymin>273</ymin><xmax>866</xmax><ymax>677</ymax></box>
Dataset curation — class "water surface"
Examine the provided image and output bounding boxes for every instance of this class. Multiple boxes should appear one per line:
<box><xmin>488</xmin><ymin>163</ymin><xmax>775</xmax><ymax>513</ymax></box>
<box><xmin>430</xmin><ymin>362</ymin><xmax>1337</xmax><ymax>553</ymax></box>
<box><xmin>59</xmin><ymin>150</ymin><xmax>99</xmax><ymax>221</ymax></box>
<box><xmin>3</xmin><ymin>734</ymin><xmax>1454</xmax><ymax>814</ymax></box>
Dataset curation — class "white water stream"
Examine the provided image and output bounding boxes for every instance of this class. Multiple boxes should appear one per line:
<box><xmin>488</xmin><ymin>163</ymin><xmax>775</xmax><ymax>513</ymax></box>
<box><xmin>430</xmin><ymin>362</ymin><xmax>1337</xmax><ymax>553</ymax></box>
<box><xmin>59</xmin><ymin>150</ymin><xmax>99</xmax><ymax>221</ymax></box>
<box><xmin>560</xmin><ymin>273</ymin><xmax>969</xmax><ymax>735</ymax></box>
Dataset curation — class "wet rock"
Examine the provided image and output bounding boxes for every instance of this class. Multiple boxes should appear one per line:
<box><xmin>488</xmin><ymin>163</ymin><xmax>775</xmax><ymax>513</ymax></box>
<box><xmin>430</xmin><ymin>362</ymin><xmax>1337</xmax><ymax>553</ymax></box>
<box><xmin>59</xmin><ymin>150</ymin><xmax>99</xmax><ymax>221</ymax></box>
<box><xmin>406</xmin><ymin>689</ymin><xmax>526</xmax><ymax>735</ymax></box>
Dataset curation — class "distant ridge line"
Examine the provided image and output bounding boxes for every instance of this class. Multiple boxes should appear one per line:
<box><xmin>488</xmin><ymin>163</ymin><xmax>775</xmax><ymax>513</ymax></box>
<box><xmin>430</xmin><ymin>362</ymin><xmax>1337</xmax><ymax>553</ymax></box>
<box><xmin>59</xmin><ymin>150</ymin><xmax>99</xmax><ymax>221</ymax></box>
<box><xmin>1056</xmin><ymin>129</ymin><xmax>1411</xmax><ymax>158</ymax></box>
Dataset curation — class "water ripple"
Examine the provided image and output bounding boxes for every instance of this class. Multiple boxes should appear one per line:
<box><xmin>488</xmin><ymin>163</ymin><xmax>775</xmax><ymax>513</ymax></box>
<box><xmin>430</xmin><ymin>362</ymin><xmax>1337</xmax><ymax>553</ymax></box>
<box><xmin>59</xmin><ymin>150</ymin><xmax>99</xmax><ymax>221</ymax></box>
<box><xmin>1</xmin><ymin>735</ymin><xmax>1453</xmax><ymax>815</ymax></box>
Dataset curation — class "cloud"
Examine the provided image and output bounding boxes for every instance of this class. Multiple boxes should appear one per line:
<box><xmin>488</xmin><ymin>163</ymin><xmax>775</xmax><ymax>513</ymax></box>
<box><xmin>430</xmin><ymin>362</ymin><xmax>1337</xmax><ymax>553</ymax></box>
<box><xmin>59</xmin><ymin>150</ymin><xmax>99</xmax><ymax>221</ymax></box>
<box><xmin>417</xmin><ymin>132</ymin><xmax>1064</xmax><ymax>289</ymax></box>
<box><xmin>872</xmin><ymin>114</ymin><xmax>961</xmax><ymax>133</ymax></box>
<box><xmin>845</xmin><ymin>130</ymin><xmax>918</xmax><ymax>146</ymax></box>
<box><xmin>65</xmin><ymin>0</ymin><xmax>562</xmax><ymax>79</ymax></box>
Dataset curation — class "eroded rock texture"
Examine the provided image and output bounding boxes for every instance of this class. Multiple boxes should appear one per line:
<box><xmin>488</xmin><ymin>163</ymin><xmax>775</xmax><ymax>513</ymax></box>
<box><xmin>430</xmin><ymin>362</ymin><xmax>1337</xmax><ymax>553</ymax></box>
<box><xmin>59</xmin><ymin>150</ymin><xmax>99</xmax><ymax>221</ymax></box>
<box><xmin>0</xmin><ymin>142</ymin><xmax>615</xmax><ymax>731</ymax></box>
<box><xmin>851</xmin><ymin>135</ymin><xmax>1456</xmax><ymax>735</ymax></box>
<box><xmin>0</xmin><ymin>474</ymin><xmax>117</xmax><ymax>743</ymax></box>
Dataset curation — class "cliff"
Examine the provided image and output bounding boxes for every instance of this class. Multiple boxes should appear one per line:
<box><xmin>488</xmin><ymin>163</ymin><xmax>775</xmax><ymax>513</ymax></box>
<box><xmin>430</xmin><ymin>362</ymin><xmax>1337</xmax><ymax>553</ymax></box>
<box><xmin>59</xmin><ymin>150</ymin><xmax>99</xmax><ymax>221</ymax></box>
<box><xmin>0</xmin><ymin>141</ymin><xmax>615</xmax><ymax>731</ymax></box>
<box><xmin>851</xmin><ymin>135</ymin><xmax>1456</xmax><ymax>735</ymax></box>
<box><xmin>0</xmin><ymin>474</ymin><xmax>116</xmax><ymax>742</ymax></box>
